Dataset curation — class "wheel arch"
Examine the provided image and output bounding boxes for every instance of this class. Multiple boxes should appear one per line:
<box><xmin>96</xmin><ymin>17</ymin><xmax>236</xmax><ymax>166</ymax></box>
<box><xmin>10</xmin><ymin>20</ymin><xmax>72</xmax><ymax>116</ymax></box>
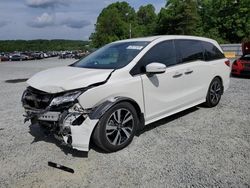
<box><xmin>88</xmin><ymin>97</ymin><xmax>145</xmax><ymax>130</ymax></box>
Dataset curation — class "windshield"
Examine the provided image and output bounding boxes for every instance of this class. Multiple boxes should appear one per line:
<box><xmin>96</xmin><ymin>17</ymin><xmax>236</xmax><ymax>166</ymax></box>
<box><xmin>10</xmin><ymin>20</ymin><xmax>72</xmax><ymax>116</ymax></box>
<box><xmin>71</xmin><ymin>41</ymin><xmax>149</xmax><ymax>69</ymax></box>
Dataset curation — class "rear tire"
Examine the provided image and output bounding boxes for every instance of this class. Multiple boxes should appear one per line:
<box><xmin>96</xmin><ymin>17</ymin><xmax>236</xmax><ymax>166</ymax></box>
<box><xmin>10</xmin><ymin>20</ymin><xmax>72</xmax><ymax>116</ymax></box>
<box><xmin>92</xmin><ymin>102</ymin><xmax>138</xmax><ymax>152</ymax></box>
<box><xmin>204</xmin><ymin>77</ymin><xmax>223</xmax><ymax>107</ymax></box>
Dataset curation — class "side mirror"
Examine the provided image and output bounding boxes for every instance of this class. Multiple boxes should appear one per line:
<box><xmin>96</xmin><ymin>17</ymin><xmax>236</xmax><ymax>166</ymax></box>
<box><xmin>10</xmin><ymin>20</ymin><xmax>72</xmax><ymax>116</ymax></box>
<box><xmin>146</xmin><ymin>62</ymin><xmax>166</xmax><ymax>74</ymax></box>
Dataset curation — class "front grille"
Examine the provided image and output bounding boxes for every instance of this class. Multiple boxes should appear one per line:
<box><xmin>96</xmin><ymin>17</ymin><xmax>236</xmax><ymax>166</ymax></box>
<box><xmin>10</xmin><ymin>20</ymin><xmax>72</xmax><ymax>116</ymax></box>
<box><xmin>22</xmin><ymin>87</ymin><xmax>54</xmax><ymax>110</ymax></box>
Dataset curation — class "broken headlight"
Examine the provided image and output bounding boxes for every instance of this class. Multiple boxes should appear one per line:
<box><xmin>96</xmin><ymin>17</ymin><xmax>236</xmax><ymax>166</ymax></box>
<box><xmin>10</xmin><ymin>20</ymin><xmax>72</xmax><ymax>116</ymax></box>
<box><xmin>49</xmin><ymin>91</ymin><xmax>82</xmax><ymax>107</ymax></box>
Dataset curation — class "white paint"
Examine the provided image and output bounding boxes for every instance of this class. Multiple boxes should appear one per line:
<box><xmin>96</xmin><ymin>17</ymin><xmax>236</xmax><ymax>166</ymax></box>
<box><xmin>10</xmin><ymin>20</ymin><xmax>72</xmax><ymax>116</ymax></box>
<box><xmin>27</xmin><ymin>35</ymin><xmax>230</xmax><ymax>151</ymax></box>
<box><xmin>68</xmin><ymin>118</ymin><xmax>98</xmax><ymax>151</ymax></box>
<box><xmin>27</xmin><ymin>66</ymin><xmax>113</xmax><ymax>93</ymax></box>
<box><xmin>145</xmin><ymin>62</ymin><xmax>166</xmax><ymax>73</ymax></box>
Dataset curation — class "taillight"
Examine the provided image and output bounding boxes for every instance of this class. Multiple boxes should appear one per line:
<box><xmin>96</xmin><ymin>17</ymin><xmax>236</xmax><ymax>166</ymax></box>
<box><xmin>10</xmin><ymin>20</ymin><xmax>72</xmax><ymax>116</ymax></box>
<box><xmin>233</xmin><ymin>60</ymin><xmax>238</xmax><ymax>66</ymax></box>
<box><xmin>224</xmin><ymin>60</ymin><xmax>230</xmax><ymax>67</ymax></box>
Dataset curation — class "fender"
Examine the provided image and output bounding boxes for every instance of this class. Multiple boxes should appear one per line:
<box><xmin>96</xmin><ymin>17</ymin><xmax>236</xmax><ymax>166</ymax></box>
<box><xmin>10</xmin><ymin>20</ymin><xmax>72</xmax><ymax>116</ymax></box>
<box><xmin>88</xmin><ymin>96</ymin><xmax>145</xmax><ymax>130</ymax></box>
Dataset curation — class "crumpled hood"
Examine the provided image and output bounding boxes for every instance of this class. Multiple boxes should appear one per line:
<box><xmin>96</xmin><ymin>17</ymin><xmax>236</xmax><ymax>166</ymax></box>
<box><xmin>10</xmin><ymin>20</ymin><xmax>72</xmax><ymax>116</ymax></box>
<box><xmin>27</xmin><ymin>66</ymin><xmax>113</xmax><ymax>93</ymax></box>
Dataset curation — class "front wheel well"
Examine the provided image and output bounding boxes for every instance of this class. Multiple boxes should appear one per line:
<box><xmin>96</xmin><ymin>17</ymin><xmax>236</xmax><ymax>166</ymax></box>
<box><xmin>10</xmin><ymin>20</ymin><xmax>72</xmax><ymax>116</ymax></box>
<box><xmin>115</xmin><ymin>99</ymin><xmax>145</xmax><ymax>130</ymax></box>
<box><xmin>89</xmin><ymin>97</ymin><xmax>145</xmax><ymax>132</ymax></box>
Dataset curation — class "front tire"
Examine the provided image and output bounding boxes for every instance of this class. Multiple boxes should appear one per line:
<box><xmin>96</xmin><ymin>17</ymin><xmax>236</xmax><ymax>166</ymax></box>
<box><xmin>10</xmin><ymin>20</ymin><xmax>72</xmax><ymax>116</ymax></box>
<box><xmin>92</xmin><ymin>102</ymin><xmax>138</xmax><ymax>152</ymax></box>
<box><xmin>204</xmin><ymin>77</ymin><xmax>223</xmax><ymax>107</ymax></box>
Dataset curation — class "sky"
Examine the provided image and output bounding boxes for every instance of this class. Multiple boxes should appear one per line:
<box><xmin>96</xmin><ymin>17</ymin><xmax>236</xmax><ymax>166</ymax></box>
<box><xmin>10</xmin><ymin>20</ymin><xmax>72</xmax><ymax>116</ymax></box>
<box><xmin>0</xmin><ymin>0</ymin><xmax>165</xmax><ymax>40</ymax></box>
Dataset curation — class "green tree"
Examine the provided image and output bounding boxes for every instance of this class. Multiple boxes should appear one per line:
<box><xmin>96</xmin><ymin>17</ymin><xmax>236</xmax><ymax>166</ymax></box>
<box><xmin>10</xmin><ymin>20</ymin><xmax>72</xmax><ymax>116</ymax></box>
<box><xmin>90</xmin><ymin>0</ymin><xmax>250</xmax><ymax>47</ymax></box>
<box><xmin>197</xmin><ymin>0</ymin><xmax>226</xmax><ymax>43</ymax></box>
<box><xmin>0</xmin><ymin>40</ymin><xmax>89</xmax><ymax>52</ymax></box>
<box><xmin>136</xmin><ymin>4</ymin><xmax>157</xmax><ymax>36</ymax></box>
<box><xmin>90</xmin><ymin>2</ymin><xmax>136</xmax><ymax>48</ymax></box>
<box><xmin>199</xmin><ymin>0</ymin><xmax>250</xmax><ymax>43</ymax></box>
<box><xmin>156</xmin><ymin>0</ymin><xmax>202</xmax><ymax>35</ymax></box>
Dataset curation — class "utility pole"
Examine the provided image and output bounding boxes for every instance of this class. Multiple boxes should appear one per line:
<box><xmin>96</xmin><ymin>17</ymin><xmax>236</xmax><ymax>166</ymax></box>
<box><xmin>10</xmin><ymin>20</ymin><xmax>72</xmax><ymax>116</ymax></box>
<box><xmin>126</xmin><ymin>12</ymin><xmax>131</xmax><ymax>39</ymax></box>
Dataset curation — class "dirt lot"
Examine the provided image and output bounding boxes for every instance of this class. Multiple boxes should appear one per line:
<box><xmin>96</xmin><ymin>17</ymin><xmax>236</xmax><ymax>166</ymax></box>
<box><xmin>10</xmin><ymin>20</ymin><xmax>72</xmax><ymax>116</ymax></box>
<box><xmin>0</xmin><ymin>58</ymin><xmax>249</xmax><ymax>187</ymax></box>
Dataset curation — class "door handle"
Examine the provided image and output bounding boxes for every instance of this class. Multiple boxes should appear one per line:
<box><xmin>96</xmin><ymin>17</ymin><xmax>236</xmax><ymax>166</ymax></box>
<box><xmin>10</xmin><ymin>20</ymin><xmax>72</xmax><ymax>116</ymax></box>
<box><xmin>173</xmin><ymin>72</ymin><xmax>183</xmax><ymax>78</ymax></box>
<box><xmin>184</xmin><ymin>70</ymin><xmax>193</xmax><ymax>75</ymax></box>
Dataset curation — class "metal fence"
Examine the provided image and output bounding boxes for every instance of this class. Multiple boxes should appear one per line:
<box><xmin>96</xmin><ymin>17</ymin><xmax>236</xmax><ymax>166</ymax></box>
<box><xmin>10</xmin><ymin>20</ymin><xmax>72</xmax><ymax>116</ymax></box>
<box><xmin>220</xmin><ymin>44</ymin><xmax>242</xmax><ymax>57</ymax></box>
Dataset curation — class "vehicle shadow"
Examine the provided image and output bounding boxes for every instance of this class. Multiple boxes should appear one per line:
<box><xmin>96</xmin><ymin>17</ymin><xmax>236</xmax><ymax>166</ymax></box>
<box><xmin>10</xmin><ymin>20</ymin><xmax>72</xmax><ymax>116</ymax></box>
<box><xmin>89</xmin><ymin>142</ymin><xmax>110</xmax><ymax>154</ymax></box>
<box><xmin>231</xmin><ymin>74</ymin><xmax>250</xmax><ymax>79</ymax></box>
<box><xmin>28</xmin><ymin>106</ymin><xmax>200</xmax><ymax>155</ymax></box>
<box><xmin>137</xmin><ymin>106</ymin><xmax>199</xmax><ymax>135</ymax></box>
<box><xmin>91</xmin><ymin>106</ymin><xmax>201</xmax><ymax>153</ymax></box>
<box><xmin>28</xmin><ymin>123</ymin><xmax>88</xmax><ymax>158</ymax></box>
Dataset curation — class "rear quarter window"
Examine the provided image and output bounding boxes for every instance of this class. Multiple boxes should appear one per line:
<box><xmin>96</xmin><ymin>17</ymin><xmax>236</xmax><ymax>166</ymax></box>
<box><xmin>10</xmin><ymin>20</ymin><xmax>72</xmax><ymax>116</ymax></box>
<box><xmin>202</xmin><ymin>41</ymin><xmax>225</xmax><ymax>61</ymax></box>
<box><xmin>175</xmin><ymin>40</ymin><xmax>204</xmax><ymax>63</ymax></box>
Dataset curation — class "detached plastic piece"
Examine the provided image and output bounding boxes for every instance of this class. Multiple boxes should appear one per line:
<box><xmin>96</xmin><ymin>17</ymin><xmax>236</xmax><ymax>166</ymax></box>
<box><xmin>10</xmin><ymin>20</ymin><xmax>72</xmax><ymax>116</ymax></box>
<box><xmin>48</xmin><ymin>161</ymin><xmax>74</xmax><ymax>173</ymax></box>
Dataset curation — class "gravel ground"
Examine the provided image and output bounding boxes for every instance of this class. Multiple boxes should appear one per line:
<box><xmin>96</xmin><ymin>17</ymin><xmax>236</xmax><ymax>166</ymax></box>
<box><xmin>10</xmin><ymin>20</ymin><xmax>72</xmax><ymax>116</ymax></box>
<box><xmin>0</xmin><ymin>57</ymin><xmax>249</xmax><ymax>188</ymax></box>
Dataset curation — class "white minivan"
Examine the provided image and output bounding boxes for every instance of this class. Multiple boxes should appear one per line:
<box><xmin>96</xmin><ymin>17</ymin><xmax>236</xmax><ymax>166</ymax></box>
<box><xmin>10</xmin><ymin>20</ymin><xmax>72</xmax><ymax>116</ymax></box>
<box><xmin>22</xmin><ymin>35</ymin><xmax>230</xmax><ymax>152</ymax></box>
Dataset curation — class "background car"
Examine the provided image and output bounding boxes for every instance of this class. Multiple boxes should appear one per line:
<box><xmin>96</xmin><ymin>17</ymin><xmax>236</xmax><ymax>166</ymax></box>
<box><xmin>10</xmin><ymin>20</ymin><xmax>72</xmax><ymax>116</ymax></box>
<box><xmin>0</xmin><ymin>54</ymin><xmax>9</xmax><ymax>61</ymax></box>
<box><xmin>232</xmin><ymin>42</ymin><xmax>250</xmax><ymax>76</ymax></box>
<box><xmin>10</xmin><ymin>54</ymin><xmax>22</xmax><ymax>61</ymax></box>
<box><xmin>231</xmin><ymin>54</ymin><xmax>250</xmax><ymax>76</ymax></box>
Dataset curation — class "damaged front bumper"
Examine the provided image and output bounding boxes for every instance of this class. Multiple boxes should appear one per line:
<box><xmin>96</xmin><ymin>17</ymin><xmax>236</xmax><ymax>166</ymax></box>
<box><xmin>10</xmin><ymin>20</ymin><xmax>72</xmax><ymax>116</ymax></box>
<box><xmin>22</xmin><ymin>86</ymin><xmax>100</xmax><ymax>151</ymax></box>
<box><xmin>24</xmin><ymin>102</ymin><xmax>98</xmax><ymax>152</ymax></box>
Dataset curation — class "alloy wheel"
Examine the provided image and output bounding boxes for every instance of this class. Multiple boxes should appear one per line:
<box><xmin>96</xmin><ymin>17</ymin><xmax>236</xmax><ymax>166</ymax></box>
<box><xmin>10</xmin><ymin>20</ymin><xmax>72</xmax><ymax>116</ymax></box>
<box><xmin>209</xmin><ymin>80</ymin><xmax>221</xmax><ymax>104</ymax></box>
<box><xmin>105</xmin><ymin>108</ymin><xmax>134</xmax><ymax>146</ymax></box>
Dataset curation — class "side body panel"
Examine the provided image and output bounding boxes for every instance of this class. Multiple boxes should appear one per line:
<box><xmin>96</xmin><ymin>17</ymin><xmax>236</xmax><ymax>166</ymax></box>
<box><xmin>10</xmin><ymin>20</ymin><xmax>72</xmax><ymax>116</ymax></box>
<box><xmin>207</xmin><ymin>58</ymin><xmax>231</xmax><ymax>91</ymax></box>
<box><xmin>141</xmin><ymin>60</ymin><xmax>210</xmax><ymax>123</ymax></box>
<box><xmin>78</xmin><ymin>71</ymin><xmax>145</xmax><ymax>114</ymax></box>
